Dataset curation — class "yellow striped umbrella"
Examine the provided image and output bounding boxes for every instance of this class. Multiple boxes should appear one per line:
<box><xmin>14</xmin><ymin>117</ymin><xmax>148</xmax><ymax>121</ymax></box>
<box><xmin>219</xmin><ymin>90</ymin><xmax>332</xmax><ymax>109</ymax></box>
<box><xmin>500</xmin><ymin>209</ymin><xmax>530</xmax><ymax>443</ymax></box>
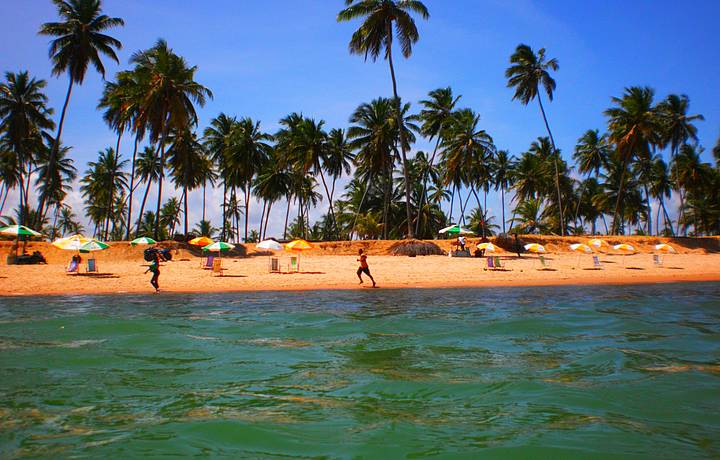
<box><xmin>52</xmin><ymin>234</ymin><xmax>92</xmax><ymax>251</ymax></box>
<box><xmin>654</xmin><ymin>243</ymin><xmax>677</xmax><ymax>254</ymax></box>
<box><xmin>570</xmin><ymin>243</ymin><xmax>593</xmax><ymax>254</ymax></box>
<box><xmin>613</xmin><ymin>243</ymin><xmax>636</xmax><ymax>254</ymax></box>
<box><xmin>588</xmin><ymin>238</ymin><xmax>609</xmax><ymax>252</ymax></box>
<box><xmin>285</xmin><ymin>239</ymin><xmax>313</xmax><ymax>252</ymax></box>
<box><xmin>476</xmin><ymin>242</ymin><xmax>496</xmax><ymax>252</ymax></box>
<box><xmin>523</xmin><ymin>243</ymin><xmax>546</xmax><ymax>253</ymax></box>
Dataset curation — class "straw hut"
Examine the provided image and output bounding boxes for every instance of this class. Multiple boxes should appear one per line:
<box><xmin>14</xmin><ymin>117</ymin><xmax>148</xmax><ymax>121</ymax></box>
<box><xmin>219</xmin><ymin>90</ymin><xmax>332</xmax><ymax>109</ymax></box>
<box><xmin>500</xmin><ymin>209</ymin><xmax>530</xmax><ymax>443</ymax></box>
<box><xmin>389</xmin><ymin>239</ymin><xmax>444</xmax><ymax>256</ymax></box>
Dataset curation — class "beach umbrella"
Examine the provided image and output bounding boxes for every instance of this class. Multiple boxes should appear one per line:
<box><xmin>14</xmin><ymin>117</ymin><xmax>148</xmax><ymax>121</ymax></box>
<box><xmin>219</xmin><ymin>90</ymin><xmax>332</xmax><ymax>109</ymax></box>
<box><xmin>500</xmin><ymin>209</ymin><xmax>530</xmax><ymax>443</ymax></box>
<box><xmin>524</xmin><ymin>243</ymin><xmax>546</xmax><ymax>253</ymax></box>
<box><xmin>654</xmin><ymin>243</ymin><xmax>677</xmax><ymax>253</ymax></box>
<box><xmin>613</xmin><ymin>243</ymin><xmax>636</xmax><ymax>267</ymax></box>
<box><xmin>570</xmin><ymin>243</ymin><xmax>593</xmax><ymax>267</ymax></box>
<box><xmin>588</xmin><ymin>238</ymin><xmax>609</xmax><ymax>252</ymax></box>
<box><xmin>0</xmin><ymin>225</ymin><xmax>42</xmax><ymax>237</ymax></box>
<box><xmin>257</xmin><ymin>239</ymin><xmax>283</xmax><ymax>251</ymax></box>
<box><xmin>130</xmin><ymin>236</ymin><xmax>157</xmax><ymax>246</ymax></box>
<box><xmin>439</xmin><ymin>224</ymin><xmax>474</xmax><ymax>235</ymax></box>
<box><xmin>79</xmin><ymin>240</ymin><xmax>110</xmax><ymax>253</ymax></box>
<box><xmin>570</xmin><ymin>243</ymin><xmax>593</xmax><ymax>254</ymax></box>
<box><xmin>613</xmin><ymin>243</ymin><xmax>636</xmax><ymax>254</ymax></box>
<box><xmin>202</xmin><ymin>241</ymin><xmax>235</xmax><ymax>252</ymax></box>
<box><xmin>52</xmin><ymin>234</ymin><xmax>92</xmax><ymax>251</ymax></box>
<box><xmin>285</xmin><ymin>239</ymin><xmax>313</xmax><ymax>251</ymax></box>
<box><xmin>1</xmin><ymin>225</ymin><xmax>42</xmax><ymax>257</ymax></box>
<box><xmin>189</xmin><ymin>236</ymin><xmax>214</xmax><ymax>247</ymax></box>
<box><xmin>477</xmin><ymin>242</ymin><xmax>496</xmax><ymax>252</ymax></box>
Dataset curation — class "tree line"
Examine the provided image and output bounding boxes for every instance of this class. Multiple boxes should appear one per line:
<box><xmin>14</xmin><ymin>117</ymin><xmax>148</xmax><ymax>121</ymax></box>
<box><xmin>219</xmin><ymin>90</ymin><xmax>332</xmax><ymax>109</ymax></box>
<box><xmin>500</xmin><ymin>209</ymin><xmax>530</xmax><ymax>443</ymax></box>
<box><xmin>1</xmin><ymin>0</ymin><xmax>718</xmax><ymax>242</ymax></box>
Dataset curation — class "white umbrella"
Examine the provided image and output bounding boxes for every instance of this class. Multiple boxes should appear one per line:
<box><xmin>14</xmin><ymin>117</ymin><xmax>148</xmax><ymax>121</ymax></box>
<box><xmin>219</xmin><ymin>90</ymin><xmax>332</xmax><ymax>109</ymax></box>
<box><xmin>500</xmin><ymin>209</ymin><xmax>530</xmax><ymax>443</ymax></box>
<box><xmin>256</xmin><ymin>239</ymin><xmax>283</xmax><ymax>251</ymax></box>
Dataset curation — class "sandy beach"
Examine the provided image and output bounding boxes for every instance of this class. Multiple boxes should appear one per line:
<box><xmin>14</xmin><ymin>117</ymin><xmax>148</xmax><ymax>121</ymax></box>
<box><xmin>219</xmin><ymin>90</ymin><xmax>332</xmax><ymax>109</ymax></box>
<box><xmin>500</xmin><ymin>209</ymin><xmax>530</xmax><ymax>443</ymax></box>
<box><xmin>1</xmin><ymin>236</ymin><xmax>718</xmax><ymax>296</ymax></box>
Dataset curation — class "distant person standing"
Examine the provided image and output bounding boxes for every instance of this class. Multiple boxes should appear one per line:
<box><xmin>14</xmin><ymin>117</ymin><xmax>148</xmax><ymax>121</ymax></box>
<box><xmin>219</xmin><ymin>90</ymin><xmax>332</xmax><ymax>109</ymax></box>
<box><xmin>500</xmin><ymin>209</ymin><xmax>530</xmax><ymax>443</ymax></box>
<box><xmin>458</xmin><ymin>235</ymin><xmax>466</xmax><ymax>251</ymax></box>
<box><xmin>146</xmin><ymin>251</ymin><xmax>161</xmax><ymax>293</ymax></box>
<box><xmin>356</xmin><ymin>249</ymin><xmax>376</xmax><ymax>287</ymax></box>
<box><xmin>514</xmin><ymin>233</ymin><xmax>523</xmax><ymax>258</ymax></box>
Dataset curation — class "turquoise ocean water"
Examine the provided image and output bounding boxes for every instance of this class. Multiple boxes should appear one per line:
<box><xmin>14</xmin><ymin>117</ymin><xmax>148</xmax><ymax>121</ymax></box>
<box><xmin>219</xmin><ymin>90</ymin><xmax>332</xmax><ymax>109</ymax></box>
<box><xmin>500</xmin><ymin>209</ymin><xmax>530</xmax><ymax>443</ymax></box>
<box><xmin>0</xmin><ymin>282</ymin><xmax>719</xmax><ymax>459</ymax></box>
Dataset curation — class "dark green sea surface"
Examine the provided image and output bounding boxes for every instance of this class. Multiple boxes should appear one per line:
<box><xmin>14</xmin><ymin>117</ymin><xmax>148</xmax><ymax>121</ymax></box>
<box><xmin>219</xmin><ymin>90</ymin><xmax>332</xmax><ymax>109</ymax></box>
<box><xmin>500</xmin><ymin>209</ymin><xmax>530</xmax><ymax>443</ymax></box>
<box><xmin>0</xmin><ymin>282</ymin><xmax>719</xmax><ymax>459</ymax></box>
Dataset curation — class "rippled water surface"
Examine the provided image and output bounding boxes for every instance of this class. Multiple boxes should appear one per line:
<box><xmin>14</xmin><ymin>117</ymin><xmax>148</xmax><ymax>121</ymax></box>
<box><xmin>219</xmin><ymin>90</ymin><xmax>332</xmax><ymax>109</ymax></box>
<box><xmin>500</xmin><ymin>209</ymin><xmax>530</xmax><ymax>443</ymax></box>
<box><xmin>1</xmin><ymin>283</ymin><xmax>719</xmax><ymax>459</ymax></box>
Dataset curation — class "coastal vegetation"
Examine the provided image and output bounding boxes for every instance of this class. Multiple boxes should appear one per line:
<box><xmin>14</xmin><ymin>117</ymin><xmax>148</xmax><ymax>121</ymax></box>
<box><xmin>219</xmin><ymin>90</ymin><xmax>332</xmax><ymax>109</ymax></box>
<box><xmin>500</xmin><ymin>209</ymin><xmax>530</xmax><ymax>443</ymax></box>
<box><xmin>1</xmin><ymin>0</ymin><xmax>718</xmax><ymax>242</ymax></box>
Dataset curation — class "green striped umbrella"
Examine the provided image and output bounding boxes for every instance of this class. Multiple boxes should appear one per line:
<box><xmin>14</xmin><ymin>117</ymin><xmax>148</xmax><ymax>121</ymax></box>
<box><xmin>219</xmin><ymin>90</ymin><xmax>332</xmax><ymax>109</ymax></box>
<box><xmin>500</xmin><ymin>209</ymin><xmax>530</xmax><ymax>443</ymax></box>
<box><xmin>130</xmin><ymin>236</ymin><xmax>157</xmax><ymax>246</ymax></box>
<box><xmin>0</xmin><ymin>225</ymin><xmax>42</xmax><ymax>237</ymax></box>
<box><xmin>79</xmin><ymin>240</ymin><xmax>110</xmax><ymax>253</ymax></box>
<box><xmin>202</xmin><ymin>241</ymin><xmax>234</xmax><ymax>252</ymax></box>
<box><xmin>1</xmin><ymin>225</ymin><xmax>42</xmax><ymax>257</ymax></box>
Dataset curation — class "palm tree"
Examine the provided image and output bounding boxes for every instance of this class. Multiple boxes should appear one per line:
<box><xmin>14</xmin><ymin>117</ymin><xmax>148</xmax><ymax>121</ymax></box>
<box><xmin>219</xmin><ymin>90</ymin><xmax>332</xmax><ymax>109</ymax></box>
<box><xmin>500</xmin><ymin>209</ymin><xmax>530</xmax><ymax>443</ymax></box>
<box><xmin>657</xmin><ymin>94</ymin><xmax>704</xmax><ymax>233</ymax></box>
<box><xmin>133</xmin><ymin>146</ymin><xmax>162</xmax><ymax>237</ymax></box>
<box><xmin>439</xmin><ymin>109</ymin><xmax>494</xmax><ymax>227</ymax></box>
<box><xmin>0</xmin><ymin>71</ymin><xmax>55</xmax><ymax>225</ymax></box>
<box><xmin>649</xmin><ymin>156</ymin><xmax>673</xmax><ymax>235</ymax></box>
<box><xmin>604</xmin><ymin>86</ymin><xmax>662</xmax><ymax>234</ymax></box>
<box><xmin>203</xmin><ymin>113</ymin><xmax>237</xmax><ymax>240</ymax></box>
<box><xmin>347</xmin><ymin>98</ymin><xmax>397</xmax><ymax>239</ymax></box>
<box><xmin>505</xmin><ymin>44</ymin><xmax>564</xmax><ymax>235</ymax></box>
<box><xmin>572</xmin><ymin>129</ymin><xmax>609</xmax><ymax>228</ymax></box>
<box><xmin>39</xmin><ymin>0</ymin><xmax>124</xmax><ymax>190</ymax></box>
<box><xmin>254</xmin><ymin>154</ymin><xmax>292</xmax><ymax>240</ymax></box>
<box><xmin>193</xmin><ymin>219</ymin><xmax>218</xmax><ymax>239</ymax></box>
<box><xmin>415</xmin><ymin>87</ymin><xmax>460</xmax><ymax>233</ymax></box>
<box><xmin>492</xmin><ymin>150</ymin><xmax>514</xmax><ymax>234</ymax></box>
<box><xmin>324</xmin><ymin>128</ymin><xmax>354</xmax><ymax>216</ymax></box>
<box><xmin>80</xmin><ymin>147</ymin><xmax>128</xmax><ymax>239</ymax></box>
<box><xmin>227</xmin><ymin>117</ymin><xmax>272</xmax><ymax>242</ymax></box>
<box><xmin>130</xmin><ymin>39</ymin><xmax>212</xmax><ymax>239</ymax></box>
<box><xmin>510</xmin><ymin>198</ymin><xmax>547</xmax><ymax>234</ymax></box>
<box><xmin>338</xmin><ymin>0</ymin><xmax>429</xmax><ymax>238</ymax></box>
<box><xmin>167</xmin><ymin>128</ymin><xmax>207</xmax><ymax>237</ymax></box>
<box><xmin>35</xmin><ymin>141</ymin><xmax>77</xmax><ymax>223</ymax></box>
<box><xmin>98</xmin><ymin>69</ymin><xmax>145</xmax><ymax>239</ymax></box>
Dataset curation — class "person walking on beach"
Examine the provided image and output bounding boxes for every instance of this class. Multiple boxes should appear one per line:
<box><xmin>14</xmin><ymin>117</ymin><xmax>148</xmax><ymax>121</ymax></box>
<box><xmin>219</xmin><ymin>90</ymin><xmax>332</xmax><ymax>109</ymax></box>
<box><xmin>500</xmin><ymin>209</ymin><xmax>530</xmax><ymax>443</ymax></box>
<box><xmin>146</xmin><ymin>251</ymin><xmax>161</xmax><ymax>292</ymax></box>
<box><xmin>356</xmin><ymin>249</ymin><xmax>376</xmax><ymax>287</ymax></box>
<box><xmin>514</xmin><ymin>233</ymin><xmax>523</xmax><ymax>258</ymax></box>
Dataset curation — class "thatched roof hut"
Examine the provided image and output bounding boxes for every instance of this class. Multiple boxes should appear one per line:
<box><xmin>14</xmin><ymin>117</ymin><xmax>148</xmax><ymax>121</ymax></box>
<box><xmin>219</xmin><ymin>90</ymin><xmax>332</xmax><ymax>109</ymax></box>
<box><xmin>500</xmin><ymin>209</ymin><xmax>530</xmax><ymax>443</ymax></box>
<box><xmin>388</xmin><ymin>239</ymin><xmax>444</xmax><ymax>256</ymax></box>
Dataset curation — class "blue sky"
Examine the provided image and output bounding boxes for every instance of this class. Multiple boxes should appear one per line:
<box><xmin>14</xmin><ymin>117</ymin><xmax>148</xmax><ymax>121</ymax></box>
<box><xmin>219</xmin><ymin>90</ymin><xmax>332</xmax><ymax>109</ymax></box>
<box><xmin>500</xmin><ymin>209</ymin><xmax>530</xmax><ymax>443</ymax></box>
<box><xmin>1</xmin><ymin>0</ymin><xmax>719</xmax><ymax>235</ymax></box>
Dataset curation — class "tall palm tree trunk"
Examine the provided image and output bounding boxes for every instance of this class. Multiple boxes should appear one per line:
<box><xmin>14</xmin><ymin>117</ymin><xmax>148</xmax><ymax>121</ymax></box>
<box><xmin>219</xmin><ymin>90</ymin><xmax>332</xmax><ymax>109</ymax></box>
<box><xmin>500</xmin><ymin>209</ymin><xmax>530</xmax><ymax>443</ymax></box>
<box><xmin>501</xmin><ymin>186</ymin><xmax>506</xmax><ymax>234</ymax></box>
<box><xmin>259</xmin><ymin>200</ymin><xmax>267</xmax><ymax>239</ymax></box>
<box><xmin>153</xmin><ymin>128</ymin><xmax>167</xmax><ymax>240</ymax></box>
<box><xmin>183</xmin><ymin>185</ymin><xmax>189</xmax><ymax>237</ymax></box>
<box><xmin>611</xmin><ymin>149</ymin><xmax>633</xmax><ymax>235</ymax></box>
<box><xmin>318</xmin><ymin>168</ymin><xmax>338</xmax><ymax>240</ymax></box>
<box><xmin>643</xmin><ymin>185</ymin><xmax>652</xmax><ymax>235</ymax></box>
<box><xmin>221</xmin><ymin>183</ymin><xmax>227</xmax><ymax>241</ymax></box>
<box><xmin>385</xmin><ymin>31</ymin><xmax>414</xmax><ymax>239</ymax></box>
<box><xmin>244</xmin><ymin>182</ymin><xmax>250</xmax><ymax>243</ymax></box>
<box><xmin>202</xmin><ymin>181</ymin><xmax>206</xmax><ymax>222</ymax></box>
<box><xmin>264</xmin><ymin>201</ymin><xmax>273</xmax><ymax>240</ymax></box>
<box><xmin>536</xmin><ymin>94</ymin><xmax>564</xmax><ymax>236</ymax></box>
<box><xmin>37</xmin><ymin>78</ymin><xmax>74</xmax><ymax>224</ymax></box>
<box><xmin>125</xmin><ymin>136</ymin><xmax>139</xmax><ymax>240</ymax></box>
<box><xmin>135</xmin><ymin>180</ymin><xmax>152</xmax><ymax>237</ymax></box>
<box><xmin>448</xmin><ymin>184</ymin><xmax>455</xmax><ymax>224</ymax></box>
<box><xmin>284</xmin><ymin>197</ymin><xmax>291</xmax><ymax>240</ymax></box>
<box><xmin>415</xmin><ymin>136</ymin><xmax>442</xmax><ymax>235</ymax></box>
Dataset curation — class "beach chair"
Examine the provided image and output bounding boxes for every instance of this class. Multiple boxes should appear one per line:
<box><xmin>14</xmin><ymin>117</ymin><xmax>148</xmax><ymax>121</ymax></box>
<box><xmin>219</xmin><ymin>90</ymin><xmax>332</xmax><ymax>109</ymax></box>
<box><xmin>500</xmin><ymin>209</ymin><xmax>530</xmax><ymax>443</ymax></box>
<box><xmin>592</xmin><ymin>255</ymin><xmax>603</xmax><ymax>269</ymax></box>
<box><xmin>86</xmin><ymin>258</ymin><xmax>98</xmax><ymax>273</ymax></box>
<box><xmin>269</xmin><ymin>257</ymin><xmax>280</xmax><ymax>273</ymax></box>
<box><xmin>538</xmin><ymin>255</ymin><xmax>550</xmax><ymax>270</ymax></box>
<box><xmin>289</xmin><ymin>256</ymin><xmax>299</xmax><ymax>273</ymax></box>
<box><xmin>486</xmin><ymin>256</ymin><xmax>495</xmax><ymax>270</ymax></box>
<box><xmin>202</xmin><ymin>255</ymin><xmax>214</xmax><ymax>270</ymax></box>
<box><xmin>212</xmin><ymin>257</ymin><xmax>223</xmax><ymax>276</ymax></box>
<box><xmin>66</xmin><ymin>258</ymin><xmax>79</xmax><ymax>274</ymax></box>
<box><xmin>493</xmin><ymin>256</ymin><xmax>503</xmax><ymax>269</ymax></box>
<box><xmin>653</xmin><ymin>254</ymin><xmax>663</xmax><ymax>267</ymax></box>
